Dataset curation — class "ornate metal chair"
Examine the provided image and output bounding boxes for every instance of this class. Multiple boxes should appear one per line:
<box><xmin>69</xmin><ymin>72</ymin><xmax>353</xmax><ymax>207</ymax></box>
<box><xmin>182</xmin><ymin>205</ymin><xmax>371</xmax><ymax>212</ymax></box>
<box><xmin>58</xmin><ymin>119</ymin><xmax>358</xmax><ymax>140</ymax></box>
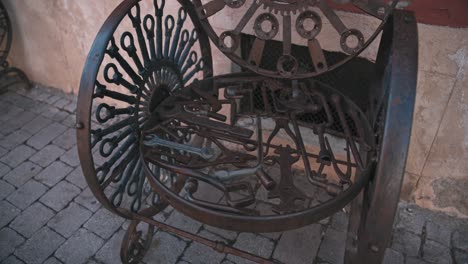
<box><xmin>76</xmin><ymin>1</ymin><xmax>417</xmax><ymax>263</ymax></box>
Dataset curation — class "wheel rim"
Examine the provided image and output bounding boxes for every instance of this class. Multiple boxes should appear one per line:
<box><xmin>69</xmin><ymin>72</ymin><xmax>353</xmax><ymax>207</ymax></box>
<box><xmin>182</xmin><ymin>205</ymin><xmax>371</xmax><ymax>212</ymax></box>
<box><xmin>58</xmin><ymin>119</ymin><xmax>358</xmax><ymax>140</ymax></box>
<box><xmin>76</xmin><ymin>0</ymin><xmax>212</xmax><ymax>219</ymax></box>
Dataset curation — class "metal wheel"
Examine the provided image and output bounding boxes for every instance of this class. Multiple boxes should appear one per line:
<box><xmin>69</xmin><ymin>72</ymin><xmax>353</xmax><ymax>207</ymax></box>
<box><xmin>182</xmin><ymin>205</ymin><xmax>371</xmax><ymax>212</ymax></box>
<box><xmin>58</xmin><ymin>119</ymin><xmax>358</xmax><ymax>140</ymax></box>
<box><xmin>76</xmin><ymin>0</ymin><xmax>212</xmax><ymax>219</ymax></box>
<box><xmin>0</xmin><ymin>0</ymin><xmax>12</xmax><ymax>68</ymax></box>
<box><xmin>120</xmin><ymin>219</ymin><xmax>155</xmax><ymax>264</ymax></box>
<box><xmin>193</xmin><ymin>0</ymin><xmax>398</xmax><ymax>79</ymax></box>
<box><xmin>141</xmin><ymin>73</ymin><xmax>375</xmax><ymax>233</ymax></box>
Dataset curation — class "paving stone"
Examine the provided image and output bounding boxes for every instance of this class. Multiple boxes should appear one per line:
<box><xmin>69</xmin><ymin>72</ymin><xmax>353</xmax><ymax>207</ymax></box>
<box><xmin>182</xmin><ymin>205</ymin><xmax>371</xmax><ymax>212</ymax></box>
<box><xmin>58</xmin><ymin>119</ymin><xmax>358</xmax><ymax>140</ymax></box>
<box><xmin>84</xmin><ymin>208</ymin><xmax>125</xmax><ymax>239</ymax></box>
<box><xmin>317</xmin><ymin>228</ymin><xmax>346</xmax><ymax>264</ymax></box>
<box><xmin>0</xmin><ymin>201</ymin><xmax>21</xmax><ymax>228</ymax></box>
<box><xmin>41</xmin><ymin>108</ymin><xmax>69</xmax><ymax>123</ymax></box>
<box><xmin>10</xmin><ymin>203</ymin><xmax>54</xmax><ymax>238</ymax></box>
<box><xmin>166</xmin><ymin>210</ymin><xmax>203</xmax><ymax>235</ymax></box>
<box><xmin>66</xmin><ymin>167</ymin><xmax>87</xmax><ymax>189</ymax></box>
<box><xmin>453</xmin><ymin>249</ymin><xmax>468</xmax><ymax>264</ymax></box>
<box><xmin>61</xmin><ymin>115</ymin><xmax>76</xmax><ymax>128</ymax></box>
<box><xmin>55</xmin><ymin>228</ymin><xmax>104</xmax><ymax>264</ymax></box>
<box><xmin>0</xmin><ymin>180</ymin><xmax>15</xmax><ymax>200</ymax></box>
<box><xmin>0</xmin><ymin>162</ymin><xmax>10</xmax><ymax>178</ymax></box>
<box><xmin>47</xmin><ymin>202</ymin><xmax>93</xmax><ymax>238</ymax></box>
<box><xmin>0</xmin><ymin>145</ymin><xmax>36</xmax><ymax>168</ymax></box>
<box><xmin>34</xmin><ymin>161</ymin><xmax>72</xmax><ymax>187</ymax></box>
<box><xmin>53</xmin><ymin>98</ymin><xmax>70</xmax><ymax>109</ymax></box>
<box><xmin>95</xmin><ymin>230</ymin><xmax>125</xmax><ymax>264</ymax></box>
<box><xmin>452</xmin><ymin>228</ymin><xmax>468</xmax><ymax>251</ymax></box>
<box><xmin>44</xmin><ymin>95</ymin><xmax>62</xmax><ymax>105</ymax></box>
<box><xmin>182</xmin><ymin>230</ymin><xmax>226</xmax><ymax>264</ymax></box>
<box><xmin>382</xmin><ymin>248</ymin><xmax>404</xmax><ymax>264</ymax></box>
<box><xmin>0</xmin><ymin>104</ymin><xmax>22</xmax><ymax>122</ymax></box>
<box><xmin>143</xmin><ymin>232</ymin><xmax>186</xmax><ymax>264</ymax></box>
<box><xmin>227</xmin><ymin>233</ymin><xmax>275</xmax><ymax>264</ymax></box>
<box><xmin>52</xmin><ymin>128</ymin><xmax>76</xmax><ymax>150</ymax></box>
<box><xmin>0</xmin><ymin>147</ymin><xmax>7</xmax><ymax>158</ymax></box>
<box><xmin>40</xmin><ymin>181</ymin><xmax>80</xmax><ymax>211</ymax></box>
<box><xmin>42</xmin><ymin>257</ymin><xmax>62</xmax><ymax>264</ymax></box>
<box><xmin>63</xmin><ymin>100</ymin><xmax>77</xmax><ymax>113</ymax></box>
<box><xmin>395</xmin><ymin>207</ymin><xmax>427</xmax><ymax>235</ymax></box>
<box><xmin>330</xmin><ymin>211</ymin><xmax>349</xmax><ymax>232</ymax></box>
<box><xmin>27</xmin><ymin>122</ymin><xmax>67</xmax><ymax>150</ymax></box>
<box><xmin>1</xmin><ymin>111</ymin><xmax>36</xmax><ymax>135</ymax></box>
<box><xmin>15</xmin><ymin>227</ymin><xmax>65</xmax><ymax>264</ymax></box>
<box><xmin>273</xmin><ymin>224</ymin><xmax>322</xmax><ymax>264</ymax></box>
<box><xmin>391</xmin><ymin>229</ymin><xmax>421</xmax><ymax>258</ymax></box>
<box><xmin>6</xmin><ymin>180</ymin><xmax>48</xmax><ymax>210</ymax></box>
<box><xmin>203</xmin><ymin>225</ymin><xmax>238</xmax><ymax>241</ymax></box>
<box><xmin>21</xmin><ymin>115</ymin><xmax>52</xmax><ymax>135</ymax></box>
<box><xmin>0</xmin><ymin>228</ymin><xmax>25</xmax><ymax>260</ymax></box>
<box><xmin>74</xmin><ymin>188</ymin><xmax>101</xmax><ymax>212</ymax></box>
<box><xmin>425</xmin><ymin>220</ymin><xmax>452</xmax><ymax>247</ymax></box>
<box><xmin>3</xmin><ymin>162</ymin><xmax>42</xmax><ymax>187</ymax></box>
<box><xmin>422</xmin><ymin>240</ymin><xmax>452</xmax><ymax>264</ymax></box>
<box><xmin>59</xmin><ymin>146</ymin><xmax>80</xmax><ymax>167</ymax></box>
<box><xmin>2</xmin><ymin>255</ymin><xmax>25</xmax><ymax>264</ymax></box>
<box><xmin>29</xmin><ymin>145</ymin><xmax>65</xmax><ymax>168</ymax></box>
<box><xmin>0</xmin><ymin>130</ymin><xmax>32</xmax><ymax>150</ymax></box>
<box><xmin>406</xmin><ymin>257</ymin><xmax>429</xmax><ymax>264</ymax></box>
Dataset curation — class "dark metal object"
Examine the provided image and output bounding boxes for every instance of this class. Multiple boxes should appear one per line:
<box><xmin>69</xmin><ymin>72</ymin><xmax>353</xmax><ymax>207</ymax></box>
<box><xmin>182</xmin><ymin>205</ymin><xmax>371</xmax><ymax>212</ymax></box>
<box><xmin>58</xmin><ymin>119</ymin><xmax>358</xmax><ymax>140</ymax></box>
<box><xmin>77</xmin><ymin>1</ymin><xmax>417</xmax><ymax>263</ymax></box>
<box><xmin>0</xmin><ymin>0</ymin><xmax>30</xmax><ymax>93</ymax></box>
<box><xmin>192</xmin><ymin>0</ymin><xmax>398</xmax><ymax>79</ymax></box>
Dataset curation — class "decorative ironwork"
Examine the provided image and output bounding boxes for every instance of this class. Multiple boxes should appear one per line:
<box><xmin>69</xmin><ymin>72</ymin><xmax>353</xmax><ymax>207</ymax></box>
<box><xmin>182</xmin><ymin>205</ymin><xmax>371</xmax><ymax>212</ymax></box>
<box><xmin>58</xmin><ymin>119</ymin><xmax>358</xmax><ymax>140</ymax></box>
<box><xmin>193</xmin><ymin>0</ymin><xmax>397</xmax><ymax>79</ymax></box>
<box><xmin>76</xmin><ymin>0</ymin><xmax>212</xmax><ymax>218</ymax></box>
<box><xmin>0</xmin><ymin>0</ymin><xmax>30</xmax><ymax>93</ymax></box>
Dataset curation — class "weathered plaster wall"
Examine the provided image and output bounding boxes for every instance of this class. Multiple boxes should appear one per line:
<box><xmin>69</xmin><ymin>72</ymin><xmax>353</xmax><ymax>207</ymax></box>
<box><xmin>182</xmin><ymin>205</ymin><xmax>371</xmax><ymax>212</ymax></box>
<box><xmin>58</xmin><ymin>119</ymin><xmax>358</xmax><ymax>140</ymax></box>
<box><xmin>4</xmin><ymin>1</ymin><xmax>468</xmax><ymax>217</ymax></box>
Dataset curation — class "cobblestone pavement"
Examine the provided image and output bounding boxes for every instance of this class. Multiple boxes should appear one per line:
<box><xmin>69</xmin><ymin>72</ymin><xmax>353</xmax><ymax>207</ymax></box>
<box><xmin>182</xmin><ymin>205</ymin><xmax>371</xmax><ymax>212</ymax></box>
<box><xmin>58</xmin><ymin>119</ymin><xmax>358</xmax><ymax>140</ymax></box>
<box><xmin>0</xmin><ymin>85</ymin><xmax>467</xmax><ymax>264</ymax></box>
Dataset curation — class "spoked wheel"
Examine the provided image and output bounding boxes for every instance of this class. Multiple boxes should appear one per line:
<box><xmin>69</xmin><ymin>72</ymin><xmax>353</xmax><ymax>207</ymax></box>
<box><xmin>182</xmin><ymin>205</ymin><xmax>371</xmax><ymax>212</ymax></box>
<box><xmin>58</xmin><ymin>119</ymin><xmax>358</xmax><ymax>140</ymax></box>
<box><xmin>141</xmin><ymin>73</ymin><xmax>375</xmax><ymax>233</ymax></box>
<box><xmin>120</xmin><ymin>219</ymin><xmax>155</xmax><ymax>264</ymax></box>
<box><xmin>76</xmin><ymin>0</ymin><xmax>212</xmax><ymax>219</ymax></box>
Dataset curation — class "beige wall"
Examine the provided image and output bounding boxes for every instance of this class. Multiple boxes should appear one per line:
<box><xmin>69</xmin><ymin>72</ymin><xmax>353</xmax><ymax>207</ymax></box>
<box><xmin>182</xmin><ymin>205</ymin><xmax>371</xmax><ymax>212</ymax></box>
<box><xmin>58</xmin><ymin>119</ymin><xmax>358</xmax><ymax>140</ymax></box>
<box><xmin>5</xmin><ymin>1</ymin><xmax>468</xmax><ymax>217</ymax></box>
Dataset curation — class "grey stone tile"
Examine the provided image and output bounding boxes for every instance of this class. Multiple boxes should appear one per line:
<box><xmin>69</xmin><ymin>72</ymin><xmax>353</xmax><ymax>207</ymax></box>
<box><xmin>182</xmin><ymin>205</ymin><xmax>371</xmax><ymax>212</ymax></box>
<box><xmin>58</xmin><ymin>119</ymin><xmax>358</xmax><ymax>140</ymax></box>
<box><xmin>41</xmin><ymin>108</ymin><xmax>68</xmax><ymax>123</ymax></box>
<box><xmin>42</xmin><ymin>257</ymin><xmax>62</xmax><ymax>264</ymax></box>
<box><xmin>53</xmin><ymin>99</ymin><xmax>70</xmax><ymax>110</ymax></box>
<box><xmin>40</xmin><ymin>181</ymin><xmax>80</xmax><ymax>211</ymax></box>
<box><xmin>395</xmin><ymin>207</ymin><xmax>427</xmax><ymax>235</ymax></box>
<box><xmin>44</xmin><ymin>95</ymin><xmax>62</xmax><ymax>105</ymax></box>
<box><xmin>84</xmin><ymin>208</ymin><xmax>125</xmax><ymax>239</ymax></box>
<box><xmin>182</xmin><ymin>230</ymin><xmax>226</xmax><ymax>264</ymax></box>
<box><xmin>0</xmin><ymin>130</ymin><xmax>32</xmax><ymax>150</ymax></box>
<box><xmin>6</xmin><ymin>180</ymin><xmax>48</xmax><ymax>210</ymax></box>
<box><xmin>3</xmin><ymin>162</ymin><xmax>42</xmax><ymax>188</ymax></box>
<box><xmin>330</xmin><ymin>211</ymin><xmax>349</xmax><ymax>232</ymax></box>
<box><xmin>227</xmin><ymin>233</ymin><xmax>275</xmax><ymax>264</ymax></box>
<box><xmin>52</xmin><ymin>129</ymin><xmax>76</xmax><ymax>150</ymax></box>
<box><xmin>55</xmin><ymin>229</ymin><xmax>104</xmax><ymax>264</ymax></box>
<box><xmin>0</xmin><ymin>162</ymin><xmax>10</xmax><ymax>178</ymax></box>
<box><xmin>10</xmin><ymin>203</ymin><xmax>54</xmax><ymax>238</ymax></box>
<box><xmin>27</xmin><ymin>122</ymin><xmax>67</xmax><ymax>150</ymax></box>
<box><xmin>29</xmin><ymin>145</ymin><xmax>65</xmax><ymax>168</ymax></box>
<box><xmin>453</xmin><ymin>249</ymin><xmax>468</xmax><ymax>264</ymax></box>
<box><xmin>0</xmin><ymin>104</ymin><xmax>22</xmax><ymax>123</ymax></box>
<box><xmin>0</xmin><ymin>180</ymin><xmax>15</xmax><ymax>200</ymax></box>
<box><xmin>21</xmin><ymin>115</ymin><xmax>52</xmax><ymax>135</ymax></box>
<box><xmin>63</xmin><ymin>100</ymin><xmax>77</xmax><ymax>113</ymax></box>
<box><xmin>15</xmin><ymin>227</ymin><xmax>65</xmax><ymax>264</ymax></box>
<box><xmin>95</xmin><ymin>230</ymin><xmax>125</xmax><ymax>264</ymax></box>
<box><xmin>59</xmin><ymin>146</ymin><xmax>80</xmax><ymax>167</ymax></box>
<box><xmin>203</xmin><ymin>225</ymin><xmax>238</xmax><ymax>241</ymax></box>
<box><xmin>47</xmin><ymin>203</ymin><xmax>93</xmax><ymax>238</ymax></box>
<box><xmin>0</xmin><ymin>228</ymin><xmax>25</xmax><ymax>260</ymax></box>
<box><xmin>0</xmin><ymin>111</ymin><xmax>36</xmax><ymax>135</ymax></box>
<box><xmin>382</xmin><ymin>248</ymin><xmax>404</xmax><ymax>264</ymax></box>
<box><xmin>317</xmin><ymin>228</ymin><xmax>346</xmax><ymax>264</ymax></box>
<box><xmin>406</xmin><ymin>257</ymin><xmax>429</xmax><ymax>264</ymax></box>
<box><xmin>66</xmin><ymin>167</ymin><xmax>87</xmax><ymax>189</ymax></box>
<box><xmin>391</xmin><ymin>229</ymin><xmax>421</xmax><ymax>258</ymax></box>
<box><xmin>143</xmin><ymin>232</ymin><xmax>186</xmax><ymax>264</ymax></box>
<box><xmin>2</xmin><ymin>255</ymin><xmax>25</xmax><ymax>263</ymax></box>
<box><xmin>74</xmin><ymin>188</ymin><xmax>101</xmax><ymax>212</ymax></box>
<box><xmin>0</xmin><ymin>201</ymin><xmax>21</xmax><ymax>228</ymax></box>
<box><xmin>34</xmin><ymin>161</ymin><xmax>72</xmax><ymax>187</ymax></box>
<box><xmin>0</xmin><ymin>145</ymin><xmax>36</xmax><ymax>168</ymax></box>
<box><xmin>0</xmin><ymin>147</ymin><xmax>7</xmax><ymax>158</ymax></box>
<box><xmin>425</xmin><ymin>220</ymin><xmax>452</xmax><ymax>247</ymax></box>
<box><xmin>422</xmin><ymin>240</ymin><xmax>452</xmax><ymax>264</ymax></box>
<box><xmin>273</xmin><ymin>224</ymin><xmax>322</xmax><ymax>264</ymax></box>
<box><xmin>165</xmin><ymin>210</ymin><xmax>203</xmax><ymax>235</ymax></box>
<box><xmin>452</xmin><ymin>228</ymin><xmax>468</xmax><ymax>251</ymax></box>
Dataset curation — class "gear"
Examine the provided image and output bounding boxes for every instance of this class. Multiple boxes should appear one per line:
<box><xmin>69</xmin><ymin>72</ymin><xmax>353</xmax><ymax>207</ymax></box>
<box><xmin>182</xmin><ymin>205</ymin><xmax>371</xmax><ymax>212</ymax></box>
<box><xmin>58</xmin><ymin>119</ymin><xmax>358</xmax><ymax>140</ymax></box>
<box><xmin>258</xmin><ymin>0</ymin><xmax>317</xmax><ymax>15</ymax></box>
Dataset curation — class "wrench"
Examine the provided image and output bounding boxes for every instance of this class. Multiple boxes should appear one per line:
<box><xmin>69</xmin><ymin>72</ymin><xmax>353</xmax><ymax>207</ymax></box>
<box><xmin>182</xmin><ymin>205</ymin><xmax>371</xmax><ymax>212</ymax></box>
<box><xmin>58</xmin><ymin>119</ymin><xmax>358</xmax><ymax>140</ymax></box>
<box><xmin>144</xmin><ymin>135</ymin><xmax>214</xmax><ymax>160</ymax></box>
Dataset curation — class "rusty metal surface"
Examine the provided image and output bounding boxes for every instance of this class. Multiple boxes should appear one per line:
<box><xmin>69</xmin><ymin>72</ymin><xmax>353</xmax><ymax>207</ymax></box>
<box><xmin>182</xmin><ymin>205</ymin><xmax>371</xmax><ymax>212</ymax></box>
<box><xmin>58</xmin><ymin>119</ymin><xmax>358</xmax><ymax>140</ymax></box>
<box><xmin>192</xmin><ymin>0</ymin><xmax>398</xmax><ymax>79</ymax></box>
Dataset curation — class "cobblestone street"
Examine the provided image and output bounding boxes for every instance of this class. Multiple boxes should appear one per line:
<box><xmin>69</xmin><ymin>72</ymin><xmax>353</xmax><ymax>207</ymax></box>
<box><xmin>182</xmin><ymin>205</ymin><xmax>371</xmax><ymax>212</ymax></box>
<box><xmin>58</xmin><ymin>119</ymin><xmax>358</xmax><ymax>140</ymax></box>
<box><xmin>0</xmin><ymin>85</ymin><xmax>467</xmax><ymax>264</ymax></box>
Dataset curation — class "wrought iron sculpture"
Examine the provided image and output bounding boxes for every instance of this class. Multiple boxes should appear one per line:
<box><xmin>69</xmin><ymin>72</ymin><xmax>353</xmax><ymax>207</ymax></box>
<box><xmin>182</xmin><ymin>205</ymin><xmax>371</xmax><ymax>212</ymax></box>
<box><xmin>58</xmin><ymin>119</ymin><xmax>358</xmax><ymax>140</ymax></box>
<box><xmin>0</xmin><ymin>0</ymin><xmax>30</xmax><ymax>93</ymax></box>
<box><xmin>77</xmin><ymin>0</ymin><xmax>418</xmax><ymax>263</ymax></box>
